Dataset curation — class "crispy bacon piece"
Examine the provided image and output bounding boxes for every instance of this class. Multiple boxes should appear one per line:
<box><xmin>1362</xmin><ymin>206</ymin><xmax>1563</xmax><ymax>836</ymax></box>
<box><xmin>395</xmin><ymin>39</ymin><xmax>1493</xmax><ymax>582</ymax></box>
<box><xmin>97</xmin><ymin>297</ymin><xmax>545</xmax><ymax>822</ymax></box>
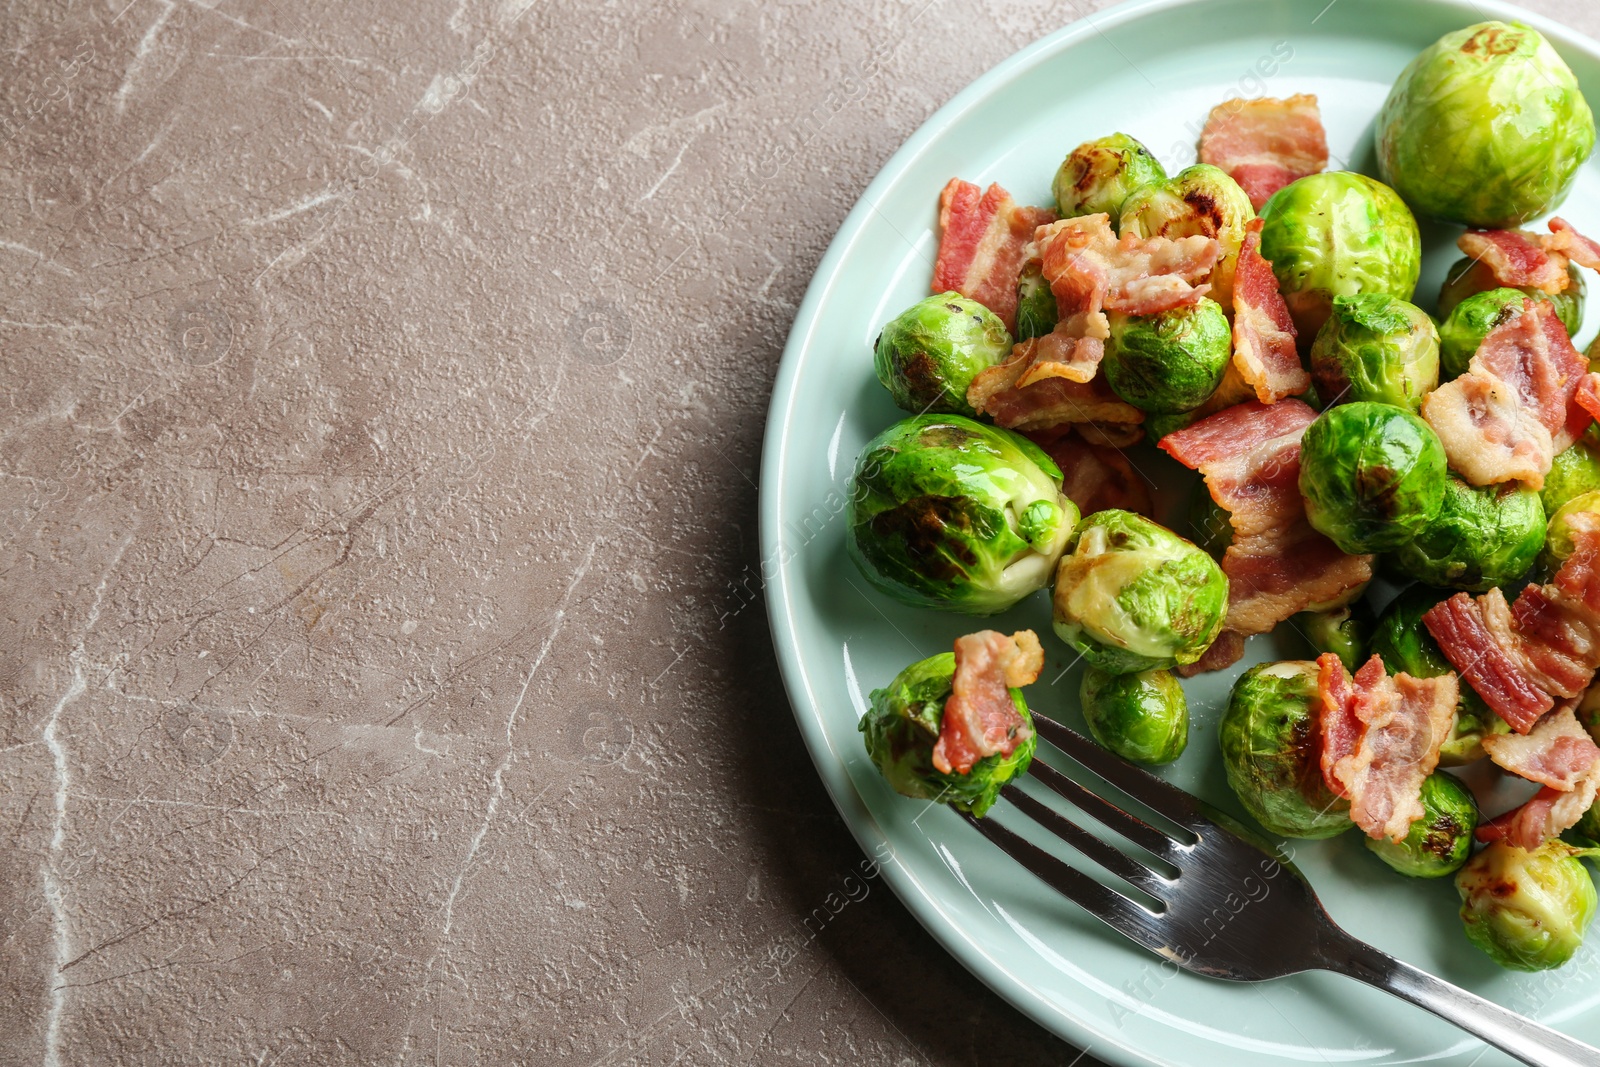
<box><xmin>932</xmin><ymin>629</ymin><xmax>1042</xmax><ymax>776</ymax></box>
<box><xmin>1198</xmin><ymin>94</ymin><xmax>1329</xmax><ymax>210</ymax></box>
<box><xmin>1317</xmin><ymin>653</ymin><xmax>1458</xmax><ymax>842</ymax></box>
<box><xmin>1477</xmin><ymin>773</ymin><xmax>1600</xmax><ymax>849</ymax></box>
<box><xmin>1482</xmin><ymin>702</ymin><xmax>1600</xmax><ymax>790</ymax></box>
<box><xmin>1231</xmin><ymin>217</ymin><xmax>1307</xmax><ymax>403</ymax></box>
<box><xmin>1014</xmin><ymin>323</ymin><xmax>1106</xmax><ymax>387</ymax></box>
<box><xmin>1547</xmin><ymin>217</ymin><xmax>1600</xmax><ymax>271</ymax></box>
<box><xmin>1159</xmin><ymin>401</ymin><xmax>1372</xmax><ymax>667</ymax></box>
<box><xmin>932</xmin><ymin>180</ymin><xmax>1056</xmax><ymax>331</ymax></box>
<box><xmin>1025</xmin><ymin>427</ymin><xmax>1154</xmax><ymax>518</ymax></box>
<box><xmin>1175</xmin><ymin>631</ymin><xmax>1247</xmax><ymax>678</ymax></box>
<box><xmin>967</xmin><ymin>342</ymin><xmax>1144</xmax><ymax>432</ymax></box>
<box><xmin>1455</xmin><ymin>217</ymin><xmax>1600</xmax><ymax>297</ymax></box>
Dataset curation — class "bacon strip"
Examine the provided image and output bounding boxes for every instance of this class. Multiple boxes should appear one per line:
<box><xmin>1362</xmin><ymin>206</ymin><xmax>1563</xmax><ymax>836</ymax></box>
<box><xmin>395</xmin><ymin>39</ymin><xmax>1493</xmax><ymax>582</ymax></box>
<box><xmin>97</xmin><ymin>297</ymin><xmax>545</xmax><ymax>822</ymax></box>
<box><xmin>1477</xmin><ymin>773</ymin><xmax>1600</xmax><ymax>849</ymax></box>
<box><xmin>1231</xmin><ymin>217</ymin><xmax>1307</xmax><ymax>403</ymax></box>
<box><xmin>967</xmin><ymin>342</ymin><xmax>1144</xmax><ymax>432</ymax></box>
<box><xmin>1159</xmin><ymin>401</ymin><xmax>1372</xmax><ymax>670</ymax></box>
<box><xmin>1025</xmin><ymin>427</ymin><xmax>1154</xmax><ymax>518</ymax></box>
<box><xmin>932</xmin><ymin>180</ymin><xmax>1057</xmax><ymax>331</ymax></box>
<box><xmin>933</xmin><ymin>630</ymin><xmax>1042</xmax><ymax>775</ymax></box>
<box><xmin>1455</xmin><ymin>217</ymin><xmax>1600</xmax><ymax>296</ymax></box>
<box><xmin>1317</xmin><ymin>653</ymin><xmax>1458</xmax><ymax>842</ymax></box>
<box><xmin>1547</xmin><ymin>217</ymin><xmax>1600</xmax><ymax>271</ymax></box>
<box><xmin>1198</xmin><ymin>94</ymin><xmax>1328</xmax><ymax>211</ymax></box>
<box><xmin>1482</xmin><ymin>702</ymin><xmax>1600</xmax><ymax>790</ymax></box>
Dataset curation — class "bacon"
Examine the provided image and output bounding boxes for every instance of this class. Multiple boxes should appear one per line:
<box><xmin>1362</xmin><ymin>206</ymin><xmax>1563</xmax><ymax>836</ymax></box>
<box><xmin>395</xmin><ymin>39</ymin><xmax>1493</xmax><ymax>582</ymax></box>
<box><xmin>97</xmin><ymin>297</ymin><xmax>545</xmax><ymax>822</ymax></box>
<box><xmin>932</xmin><ymin>180</ymin><xmax>1057</xmax><ymax>331</ymax></box>
<box><xmin>1036</xmin><ymin>213</ymin><xmax>1219</xmax><ymax>326</ymax></box>
<box><xmin>1175</xmin><ymin>630</ymin><xmax>1246</xmax><ymax>678</ymax></box>
<box><xmin>1025</xmin><ymin>427</ymin><xmax>1154</xmax><ymax>517</ymax></box>
<box><xmin>1482</xmin><ymin>702</ymin><xmax>1600</xmax><ymax>790</ymax></box>
<box><xmin>1477</xmin><ymin>773</ymin><xmax>1600</xmax><ymax>849</ymax></box>
<box><xmin>1231</xmin><ymin>218</ymin><xmax>1307</xmax><ymax>403</ymax></box>
<box><xmin>1577</xmin><ymin>374</ymin><xmax>1600</xmax><ymax>426</ymax></box>
<box><xmin>1547</xmin><ymin>217</ymin><xmax>1600</xmax><ymax>271</ymax></box>
<box><xmin>1457</xmin><ymin>230</ymin><xmax>1570</xmax><ymax>294</ymax></box>
<box><xmin>932</xmin><ymin>629</ymin><xmax>1042</xmax><ymax>776</ymax></box>
<box><xmin>1318</xmin><ymin>653</ymin><xmax>1458</xmax><ymax>842</ymax></box>
<box><xmin>1198</xmin><ymin>94</ymin><xmax>1329</xmax><ymax>211</ymax></box>
<box><xmin>968</xmin><ymin>342</ymin><xmax>1144</xmax><ymax>431</ymax></box>
<box><xmin>1014</xmin><ymin>321</ymin><xmax>1106</xmax><ymax>388</ymax></box>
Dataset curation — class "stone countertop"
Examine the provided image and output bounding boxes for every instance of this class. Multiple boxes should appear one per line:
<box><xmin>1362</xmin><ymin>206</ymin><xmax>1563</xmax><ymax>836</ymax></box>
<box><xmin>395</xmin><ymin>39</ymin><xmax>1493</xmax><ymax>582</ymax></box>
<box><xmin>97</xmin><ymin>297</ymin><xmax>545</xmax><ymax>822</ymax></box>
<box><xmin>3</xmin><ymin>1</ymin><xmax>1597</xmax><ymax>1064</ymax></box>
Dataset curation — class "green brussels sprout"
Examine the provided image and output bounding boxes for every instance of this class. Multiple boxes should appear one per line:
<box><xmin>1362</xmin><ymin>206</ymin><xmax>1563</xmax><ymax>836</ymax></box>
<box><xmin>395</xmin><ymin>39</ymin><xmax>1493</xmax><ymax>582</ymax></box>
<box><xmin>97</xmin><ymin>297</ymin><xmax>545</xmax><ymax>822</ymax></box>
<box><xmin>1390</xmin><ymin>477</ymin><xmax>1544</xmax><ymax>592</ymax></box>
<box><xmin>873</xmin><ymin>294</ymin><xmax>1012</xmax><ymax>416</ymax></box>
<box><xmin>1102</xmin><ymin>299</ymin><xmax>1232</xmax><ymax>414</ymax></box>
<box><xmin>1299</xmin><ymin>402</ymin><xmax>1448</xmax><ymax>554</ymax></box>
<box><xmin>1053</xmin><ymin>509</ymin><xmax>1228</xmax><ymax>673</ymax></box>
<box><xmin>1438</xmin><ymin>256</ymin><xmax>1583</xmax><ymax>340</ymax></box>
<box><xmin>1219</xmin><ymin>661</ymin><xmax>1353</xmax><ymax>839</ymax></box>
<box><xmin>1543</xmin><ymin>441</ymin><xmax>1600</xmax><ymax>516</ymax></box>
<box><xmin>1119</xmin><ymin>164</ymin><xmax>1255</xmax><ymax>308</ymax></box>
<box><xmin>1053</xmin><ymin>133</ymin><xmax>1167</xmax><ymax>222</ymax></box>
<box><xmin>1377</xmin><ymin>21</ymin><xmax>1596</xmax><ymax>228</ymax></box>
<box><xmin>1371</xmin><ymin>585</ymin><xmax>1509</xmax><ymax>764</ymax></box>
<box><xmin>1257</xmin><ymin>172</ymin><xmax>1422</xmax><ymax>340</ymax></box>
<box><xmin>1458</xmin><ymin>839</ymin><xmax>1598</xmax><ymax>971</ymax></box>
<box><xmin>1015</xmin><ymin>263</ymin><xmax>1058</xmax><ymax>342</ymax></box>
<box><xmin>1309</xmin><ymin>294</ymin><xmax>1439</xmax><ymax>411</ymax></box>
<box><xmin>1297</xmin><ymin>600</ymin><xmax>1373</xmax><ymax>674</ymax></box>
<box><xmin>860</xmin><ymin>652</ymin><xmax>1034</xmax><ymax>817</ymax></box>
<box><xmin>848</xmin><ymin>415</ymin><xmax>1078</xmax><ymax>615</ymax></box>
<box><xmin>1184</xmin><ymin>482</ymin><xmax>1233</xmax><ymax>559</ymax></box>
<box><xmin>1079</xmin><ymin>667</ymin><xmax>1188</xmax><ymax>764</ymax></box>
<box><xmin>1437</xmin><ymin>287</ymin><xmax>1559</xmax><ymax>381</ymax></box>
<box><xmin>1541</xmin><ymin>489</ymin><xmax>1600</xmax><ymax>577</ymax></box>
<box><xmin>1366</xmin><ymin>772</ymin><xmax>1478</xmax><ymax>878</ymax></box>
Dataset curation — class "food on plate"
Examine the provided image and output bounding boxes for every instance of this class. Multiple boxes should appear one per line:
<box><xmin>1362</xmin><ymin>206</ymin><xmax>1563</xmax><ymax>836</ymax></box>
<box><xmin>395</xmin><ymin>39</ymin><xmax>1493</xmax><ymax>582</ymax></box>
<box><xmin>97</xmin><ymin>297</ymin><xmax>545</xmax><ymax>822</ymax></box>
<box><xmin>1026</xmin><ymin>427</ymin><xmax>1154</xmax><ymax>518</ymax></box>
<box><xmin>1438</xmin><ymin>259</ymin><xmax>1584</xmax><ymax>341</ymax></box>
<box><xmin>1365</xmin><ymin>772</ymin><xmax>1478</xmax><ymax>878</ymax></box>
<box><xmin>1541</xmin><ymin>489</ymin><xmax>1600</xmax><ymax>577</ymax></box>
<box><xmin>1544</xmin><ymin>440</ymin><xmax>1600</xmax><ymax>516</ymax></box>
<box><xmin>1300</xmin><ymin>402</ymin><xmax>1448</xmax><ymax>554</ymax></box>
<box><xmin>1053</xmin><ymin>132</ymin><xmax>1168</xmax><ymax>221</ymax></box>
<box><xmin>1377</xmin><ymin>21</ymin><xmax>1595</xmax><ymax>228</ymax></box>
<box><xmin>1052</xmin><ymin>509</ymin><xmax>1228</xmax><ymax>674</ymax></box>
<box><xmin>1308</xmin><ymin>294</ymin><xmax>1438</xmax><ymax>411</ymax></box>
<box><xmin>1218</xmin><ymin>661</ymin><xmax>1352</xmax><ymax>839</ymax></box>
<box><xmin>1437</xmin><ymin>286</ymin><xmax>1561</xmax><ymax>381</ymax></box>
<box><xmin>932</xmin><ymin>179</ymin><xmax>1056</xmax><ymax>330</ymax></box>
<box><xmin>1231</xmin><ymin>216</ymin><xmax>1309</xmax><ymax>403</ymax></box>
<box><xmin>1118</xmin><ymin>163</ymin><xmax>1254</xmax><ymax>309</ymax></box>
<box><xmin>1198</xmin><ymin>93</ymin><xmax>1329</xmax><ymax>210</ymax></box>
<box><xmin>1079</xmin><ymin>666</ymin><xmax>1188</xmax><ymax>764</ymax></box>
<box><xmin>1101</xmin><ymin>299</ymin><xmax>1232</xmax><ymax>414</ymax></box>
<box><xmin>860</xmin><ymin>631</ymin><xmax>1043</xmax><ymax>817</ymax></box>
<box><xmin>846</xmin><ymin>415</ymin><xmax>1077</xmax><ymax>614</ymax></box>
<box><xmin>1256</xmin><ymin>171</ymin><xmax>1422</xmax><ymax>340</ymax></box>
<box><xmin>873</xmin><ymin>293</ymin><xmax>1013</xmax><ymax>416</ymax></box>
<box><xmin>1014</xmin><ymin>262</ymin><xmax>1057</xmax><ymax>342</ymax></box>
<box><xmin>1297</xmin><ymin>600</ymin><xmax>1372</xmax><ymax>674</ymax></box>
<box><xmin>1389</xmin><ymin>477</ymin><xmax>1545</xmax><ymax>592</ymax></box>
<box><xmin>1456</xmin><ymin>840</ymin><xmax>1598</xmax><ymax>971</ymax></box>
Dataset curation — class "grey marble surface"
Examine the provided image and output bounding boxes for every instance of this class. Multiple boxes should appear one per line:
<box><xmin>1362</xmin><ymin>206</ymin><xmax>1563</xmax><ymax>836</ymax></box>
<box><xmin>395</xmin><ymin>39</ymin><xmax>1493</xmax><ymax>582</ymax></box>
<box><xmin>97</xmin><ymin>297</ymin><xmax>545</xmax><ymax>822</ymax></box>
<box><xmin>4</xmin><ymin>1</ymin><xmax>1599</xmax><ymax>1064</ymax></box>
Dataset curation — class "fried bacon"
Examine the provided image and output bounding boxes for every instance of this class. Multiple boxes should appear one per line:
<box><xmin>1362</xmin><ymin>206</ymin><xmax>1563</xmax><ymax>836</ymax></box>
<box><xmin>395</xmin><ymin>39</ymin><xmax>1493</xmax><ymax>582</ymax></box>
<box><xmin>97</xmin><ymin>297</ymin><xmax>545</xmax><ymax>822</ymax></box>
<box><xmin>1198</xmin><ymin>93</ymin><xmax>1329</xmax><ymax>210</ymax></box>
<box><xmin>1231</xmin><ymin>217</ymin><xmax>1307</xmax><ymax>403</ymax></box>
<box><xmin>1025</xmin><ymin>426</ymin><xmax>1154</xmax><ymax>518</ymax></box>
<box><xmin>1457</xmin><ymin>217</ymin><xmax>1600</xmax><ymax>294</ymax></box>
<box><xmin>932</xmin><ymin>179</ymin><xmax>1056</xmax><ymax>331</ymax></box>
<box><xmin>1482</xmin><ymin>702</ymin><xmax>1600</xmax><ymax>790</ymax></box>
<box><xmin>933</xmin><ymin>630</ymin><xmax>1042</xmax><ymax>776</ymax></box>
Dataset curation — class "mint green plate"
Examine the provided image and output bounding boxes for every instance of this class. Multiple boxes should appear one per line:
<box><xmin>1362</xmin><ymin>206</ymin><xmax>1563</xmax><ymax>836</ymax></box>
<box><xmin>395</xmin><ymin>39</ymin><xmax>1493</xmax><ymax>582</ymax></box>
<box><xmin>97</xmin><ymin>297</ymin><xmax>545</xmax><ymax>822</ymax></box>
<box><xmin>761</xmin><ymin>2</ymin><xmax>1600</xmax><ymax>1063</ymax></box>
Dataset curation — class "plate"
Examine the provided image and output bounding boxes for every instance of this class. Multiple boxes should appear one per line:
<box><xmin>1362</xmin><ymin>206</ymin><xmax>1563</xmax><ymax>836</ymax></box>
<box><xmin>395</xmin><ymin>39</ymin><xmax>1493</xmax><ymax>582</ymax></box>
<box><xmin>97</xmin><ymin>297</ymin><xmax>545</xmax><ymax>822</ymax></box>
<box><xmin>759</xmin><ymin>2</ymin><xmax>1600</xmax><ymax>1064</ymax></box>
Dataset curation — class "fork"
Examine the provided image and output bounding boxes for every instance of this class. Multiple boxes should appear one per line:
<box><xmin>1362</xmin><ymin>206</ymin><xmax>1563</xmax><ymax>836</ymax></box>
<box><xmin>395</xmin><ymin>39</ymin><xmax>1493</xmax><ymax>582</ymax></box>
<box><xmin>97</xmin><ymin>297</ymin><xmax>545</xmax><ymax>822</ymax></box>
<box><xmin>959</xmin><ymin>711</ymin><xmax>1600</xmax><ymax>1067</ymax></box>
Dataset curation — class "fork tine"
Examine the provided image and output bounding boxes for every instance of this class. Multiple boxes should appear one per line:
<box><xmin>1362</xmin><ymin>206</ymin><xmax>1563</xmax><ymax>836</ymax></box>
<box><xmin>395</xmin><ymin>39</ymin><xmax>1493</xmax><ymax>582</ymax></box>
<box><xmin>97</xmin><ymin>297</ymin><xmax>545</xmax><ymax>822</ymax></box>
<box><xmin>1025</xmin><ymin>757</ymin><xmax>1186</xmax><ymax>863</ymax></box>
<box><xmin>1033</xmin><ymin>712</ymin><xmax>1210</xmax><ymax>829</ymax></box>
<box><xmin>1000</xmin><ymin>783</ymin><xmax>1174</xmax><ymax>897</ymax></box>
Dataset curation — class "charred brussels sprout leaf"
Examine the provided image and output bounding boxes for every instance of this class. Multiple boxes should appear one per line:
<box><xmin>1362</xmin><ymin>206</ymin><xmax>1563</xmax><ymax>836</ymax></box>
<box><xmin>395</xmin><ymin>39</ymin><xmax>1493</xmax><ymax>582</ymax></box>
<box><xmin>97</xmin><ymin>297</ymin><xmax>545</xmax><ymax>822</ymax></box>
<box><xmin>1391</xmin><ymin>477</ymin><xmax>1544</xmax><ymax>591</ymax></box>
<box><xmin>1103</xmin><ymin>299</ymin><xmax>1232</xmax><ymax>414</ymax></box>
<box><xmin>848</xmin><ymin>415</ymin><xmax>1078</xmax><ymax>615</ymax></box>
<box><xmin>1053</xmin><ymin>132</ymin><xmax>1168</xmax><ymax>221</ymax></box>
<box><xmin>1014</xmin><ymin>263</ymin><xmax>1058</xmax><ymax>342</ymax></box>
<box><xmin>1309</xmin><ymin>294</ymin><xmax>1439</xmax><ymax>411</ymax></box>
<box><xmin>1299</xmin><ymin>402</ymin><xmax>1448</xmax><ymax>554</ymax></box>
<box><xmin>1297</xmin><ymin>600</ymin><xmax>1374</xmax><ymax>674</ymax></box>
<box><xmin>1080</xmin><ymin>667</ymin><xmax>1188</xmax><ymax>764</ymax></box>
<box><xmin>1378</xmin><ymin>21</ymin><xmax>1596</xmax><ymax>227</ymax></box>
<box><xmin>873</xmin><ymin>293</ymin><xmax>1012</xmax><ymax>416</ymax></box>
<box><xmin>1438</xmin><ymin>257</ymin><xmax>1583</xmax><ymax>340</ymax></box>
<box><xmin>859</xmin><ymin>652</ymin><xmax>1034</xmax><ymax>817</ymax></box>
<box><xmin>1367</xmin><ymin>772</ymin><xmax>1478</xmax><ymax>877</ymax></box>
<box><xmin>1119</xmin><ymin>164</ymin><xmax>1255</xmax><ymax>308</ymax></box>
<box><xmin>1458</xmin><ymin>840</ymin><xmax>1598</xmax><ymax>971</ymax></box>
<box><xmin>1219</xmin><ymin>661</ymin><xmax>1353</xmax><ymax>839</ymax></box>
<box><xmin>1437</xmin><ymin>287</ymin><xmax>1553</xmax><ymax>381</ymax></box>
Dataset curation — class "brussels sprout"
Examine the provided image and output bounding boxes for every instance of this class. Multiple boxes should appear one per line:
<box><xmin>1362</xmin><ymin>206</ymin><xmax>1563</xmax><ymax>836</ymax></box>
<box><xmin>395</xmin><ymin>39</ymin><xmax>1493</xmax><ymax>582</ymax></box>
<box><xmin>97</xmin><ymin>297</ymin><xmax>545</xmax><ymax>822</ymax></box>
<box><xmin>1219</xmin><ymin>661</ymin><xmax>1353</xmax><ymax>839</ymax></box>
<box><xmin>1015</xmin><ymin>263</ymin><xmax>1058</xmax><ymax>343</ymax></box>
<box><xmin>1390</xmin><ymin>477</ymin><xmax>1544</xmax><ymax>591</ymax></box>
<box><xmin>1377</xmin><ymin>21</ymin><xmax>1596</xmax><ymax>228</ymax></box>
<box><xmin>1053</xmin><ymin>509</ymin><xmax>1228</xmax><ymax>673</ymax></box>
<box><xmin>1299</xmin><ymin>402</ymin><xmax>1448</xmax><ymax>554</ymax></box>
<box><xmin>1185</xmin><ymin>482</ymin><xmax>1233</xmax><ymax>559</ymax></box>
<box><xmin>1544</xmin><ymin>441</ymin><xmax>1600</xmax><ymax>516</ymax></box>
<box><xmin>1437</xmin><ymin>287</ymin><xmax>1557</xmax><ymax>381</ymax></box>
<box><xmin>1309</xmin><ymin>294</ymin><xmax>1438</xmax><ymax>411</ymax></box>
<box><xmin>860</xmin><ymin>652</ymin><xmax>1033</xmax><ymax>817</ymax></box>
<box><xmin>1458</xmin><ymin>839</ymin><xmax>1598</xmax><ymax>971</ymax></box>
<box><xmin>1297</xmin><ymin>600</ymin><xmax>1373</xmax><ymax>673</ymax></box>
<box><xmin>1102</xmin><ymin>299</ymin><xmax>1232</xmax><ymax>414</ymax></box>
<box><xmin>1080</xmin><ymin>666</ymin><xmax>1188</xmax><ymax>764</ymax></box>
<box><xmin>1438</xmin><ymin>256</ymin><xmax>1583</xmax><ymax>339</ymax></box>
<box><xmin>1366</xmin><ymin>772</ymin><xmax>1477</xmax><ymax>878</ymax></box>
<box><xmin>1053</xmin><ymin>133</ymin><xmax>1167</xmax><ymax>221</ymax></box>
<box><xmin>1371</xmin><ymin>585</ymin><xmax>1509</xmax><ymax>764</ymax></box>
<box><xmin>1119</xmin><ymin>164</ymin><xmax>1255</xmax><ymax>308</ymax></box>
<box><xmin>1257</xmin><ymin>172</ymin><xmax>1422</xmax><ymax>340</ymax></box>
<box><xmin>1145</xmin><ymin>409</ymin><xmax>1196</xmax><ymax>442</ymax></box>
<box><xmin>1541</xmin><ymin>489</ymin><xmax>1600</xmax><ymax>577</ymax></box>
<box><xmin>873</xmin><ymin>294</ymin><xmax>1012</xmax><ymax>416</ymax></box>
<box><xmin>848</xmin><ymin>415</ymin><xmax>1078</xmax><ymax>614</ymax></box>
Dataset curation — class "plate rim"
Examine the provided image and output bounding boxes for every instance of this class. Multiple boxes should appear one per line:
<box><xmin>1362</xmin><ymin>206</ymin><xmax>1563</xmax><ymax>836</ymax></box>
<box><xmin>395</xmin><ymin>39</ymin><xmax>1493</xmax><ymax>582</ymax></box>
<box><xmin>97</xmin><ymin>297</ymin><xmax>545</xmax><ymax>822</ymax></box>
<box><xmin>758</xmin><ymin>1</ymin><xmax>1600</xmax><ymax>1063</ymax></box>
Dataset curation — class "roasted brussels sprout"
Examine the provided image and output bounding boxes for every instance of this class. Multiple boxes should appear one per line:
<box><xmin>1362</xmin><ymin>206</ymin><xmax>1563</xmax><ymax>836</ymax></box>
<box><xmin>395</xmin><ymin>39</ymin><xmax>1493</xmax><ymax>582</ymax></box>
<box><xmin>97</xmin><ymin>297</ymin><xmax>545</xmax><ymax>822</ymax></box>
<box><xmin>860</xmin><ymin>652</ymin><xmax>1033</xmax><ymax>817</ymax></box>
<box><xmin>1299</xmin><ymin>402</ymin><xmax>1448</xmax><ymax>554</ymax></box>
<box><xmin>1377</xmin><ymin>21</ymin><xmax>1596</xmax><ymax>228</ymax></box>
<box><xmin>1544</xmin><ymin>441</ymin><xmax>1600</xmax><ymax>516</ymax></box>
<box><xmin>1437</xmin><ymin>288</ymin><xmax>1557</xmax><ymax>381</ymax></box>
<box><xmin>1053</xmin><ymin>509</ymin><xmax>1228</xmax><ymax>674</ymax></box>
<box><xmin>1297</xmin><ymin>601</ymin><xmax>1373</xmax><ymax>674</ymax></box>
<box><xmin>1308</xmin><ymin>294</ymin><xmax>1439</xmax><ymax>411</ymax></box>
<box><xmin>1014</xmin><ymin>263</ymin><xmax>1058</xmax><ymax>342</ymax></box>
<box><xmin>1219</xmin><ymin>661</ymin><xmax>1352</xmax><ymax>839</ymax></box>
<box><xmin>1366</xmin><ymin>772</ymin><xmax>1477</xmax><ymax>878</ymax></box>
<box><xmin>1119</xmin><ymin>164</ymin><xmax>1255</xmax><ymax>308</ymax></box>
<box><xmin>1080</xmin><ymin>666</ymin><xmax>1188</xmax><ymax>764</ymax></box>
<box><xmin>1053</xmin><ymin>133</ymin><xmax>1167</xmax><ymax>221</ymax></box>
<box><xmin>1390</xmin><ymin>477</ymin><xmax>1544</xmax><ymax>591</ymax></box>
<box><xmin>1458</xmin><ymin>840</ymin><xmax>1598</xmax><ymax>971</ymax></box>
<box><xmin>1541</xmin><ymin>489</ymin><xmax>1600</xmax><ymax>577</ymax></box>
<box><xmin>1371</xmin><ymin>585</ymin><xmax>1509</xmax><ymax>764</ymax></box>
<box><xmin>1437</xmin><ymin>256</ymin><xmax>1583</xmax><ymax>340</ymax></box>
<box><xmin>873</xmin><ymin>294</ymin><xmax>1012</xmax><ymax>416</ymax></box>
<box><xmin>848</xmin><ymin>415</ymin><xmax>1078</xmax><ymax>614</ymax></box>
<box><xmin>1102</xmin><ymin>299</ymin><xmax>1232</xmax><ymax>414</ymax></box>
<box><xmin>1257</xmin><ymin>172</ymin><xmax>1422</xmax><ymax>340</ymax></box>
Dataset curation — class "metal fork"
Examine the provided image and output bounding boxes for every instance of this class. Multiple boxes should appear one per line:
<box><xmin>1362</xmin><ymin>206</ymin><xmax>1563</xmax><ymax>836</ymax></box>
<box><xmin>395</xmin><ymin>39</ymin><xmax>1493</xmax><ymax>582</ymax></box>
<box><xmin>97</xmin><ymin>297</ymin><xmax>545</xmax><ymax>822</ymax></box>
<box><xmin>960</xmin><ymin>712</ymin><xmax>1600</xmax><ymax>1067</ymax></box>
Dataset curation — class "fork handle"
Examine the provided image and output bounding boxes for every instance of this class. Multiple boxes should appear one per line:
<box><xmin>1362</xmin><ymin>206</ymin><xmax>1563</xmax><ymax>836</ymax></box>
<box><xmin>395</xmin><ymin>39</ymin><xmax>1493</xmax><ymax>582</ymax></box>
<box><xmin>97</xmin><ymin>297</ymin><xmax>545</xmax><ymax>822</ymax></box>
<box><xmin>1322</xmin><ymin>934</ymin><xmax>1600</xmax><ymax>1067</ymax></box>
